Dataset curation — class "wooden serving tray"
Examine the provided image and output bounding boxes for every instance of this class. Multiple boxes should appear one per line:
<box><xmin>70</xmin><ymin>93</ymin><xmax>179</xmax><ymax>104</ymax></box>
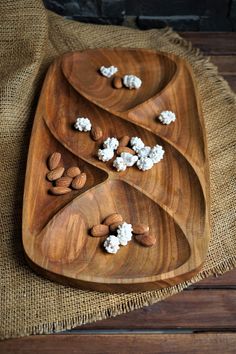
<box><xmin>23</xmin><ymin>48</ymin><xmax>210</xmax><ymax>292</ymax></box>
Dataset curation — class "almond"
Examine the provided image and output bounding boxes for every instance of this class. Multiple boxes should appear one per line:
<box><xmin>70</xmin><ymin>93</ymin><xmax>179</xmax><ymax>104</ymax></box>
<box><xmin>71</xmin><ymin>172</ymin><xmax>87</xmax><ymax>189</ymax></box>
<box><xmin>47</xmin><ymin>167</ymin><xmax>65</xmax><ymax>181</ymax></box>
<box><xmin>55</xmin><ymin>176</ymin><xmax>72</xmax><ymax>188</ymax></box>
<box><xmin>49</xmin><ymin>186</ymin><xmax>71</xmax><ymax>195</ymax></box>
<box><xmin>91</xmin><ymin>125</ymin><xmax>103</xmax><ymax>141</ymax></box>
<box><xmin>48</xmin><ymin>152</ymin><xmax>61</xmax><ymax>170</ymax></box>
<box><xmin>110</xmin><ymin>221</ymin><xmax>123</xmax><ymax>232</ymax></box>
<box><xmin>133</xmin><ymin>223</ymin><xmax>149</xmax><ymax>235</ymax></box>
<box><xmin>65</xmin><ymin>166</ymin><xmax>81</xmax><ymax>178</ymax></box>
<box><xmin>90</xmin><ymin>224</ymin><xmax>109</xmax><ymax>237</ymax></box>
<box><xmin>117</xmin><ymin>146</ymin><xmax>136</xmax><ymax>155</ymax></box>
<box><xmin>103</xmin><ymin>213</ymin><xmax>123</xmax><ymax>226</ymax></box>
<box><xmin>113</xmin><ymin>76</ymin><xmax>123</xmax><ymax>89</ymax></box>
<box><xmin>119</xmin><ymin>136</ymin><xmax>130</xmax><ymax>147</ymax></box>
<box><xmin>134</xmin><ymin>233</ymin><xmax>156</xmax><ymax>247</ymax></box>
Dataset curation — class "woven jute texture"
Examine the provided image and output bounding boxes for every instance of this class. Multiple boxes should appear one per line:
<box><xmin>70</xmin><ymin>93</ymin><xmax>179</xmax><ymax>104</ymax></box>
<box><xmin>0</xmin><ymin>0</ymin><xmax>235</xmax><ymax>340</ymax></box>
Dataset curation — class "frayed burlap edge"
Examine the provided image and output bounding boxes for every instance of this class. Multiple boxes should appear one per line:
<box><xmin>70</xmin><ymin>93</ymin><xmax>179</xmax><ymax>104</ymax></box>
<box><xmin>2</xmin><ymin>25</ymin><xmax>235</xmax><ymax>340</ymax></box>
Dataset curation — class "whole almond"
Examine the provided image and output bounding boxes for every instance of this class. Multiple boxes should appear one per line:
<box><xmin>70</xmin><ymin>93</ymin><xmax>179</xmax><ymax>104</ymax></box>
<box><xmin>90</xmin><ymin>224</ymin><xmax>109</xmax><ymax>237</ymax></box>
<box><xmin>48</xmin><ymin>152</ymin><xmax>61</xmax><ymax>170</ymax></box>
<box><xmin>119</xmin><ymin>136</ymin><xmax>130</xmax><ymax>147</ymax></box>
<box><xmin>49</xmin><ymin>186</ymin><xmax>71</xmax><ymax>195</ymax></box>
<box><xmin>110</xmin><ymin>221</ymin><xmax>123</xmax><ymax>232</ymax></box>
<box><xmin>47</xmin><ymin>167</ymin><xmax>65</xmax><ymax>181</ymax></box>
<box><xmin>103</xmin><ymin>213</ymin><xmax>123</xmax><ymax>226</ymax></box>
<box><xmin>133</xmin><ymin>223</ymin><xmax>150</xmax><ymax>235</ymax></box>
<box><xmin>135</xmin><ymin>233</ymin><xmax>156</xmax><ymax>247</ymax></box>
<box><xmin>113</xmin><ymin>76</ymin><xmax>123</xmax><ymax>89</ymax></box>
<box><xmin>117</xmin><ymin>146</ymin><xmax>136</xmax><ymax>155</ymax></box>
<box><xmin>71</xmin><ymin>172</ymin><xmax>87</xmax><ymax>189</ymax></box>
<box><xmin>91</xmin><ymin>126</ymin><xmax>103</xmax><ymax>141</ymax></box>
<box><xmin>65</xmin><ymin>166</ymin><xmax>81</xmax><ymax>178</ymax></box>
<box><xmin>55</xmin><ymin>176</ymin><xmax>73</xmax><ymax>188</ymax></box>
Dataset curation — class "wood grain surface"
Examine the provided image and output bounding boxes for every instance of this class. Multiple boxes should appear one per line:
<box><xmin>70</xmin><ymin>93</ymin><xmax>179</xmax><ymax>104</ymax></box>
<box><xmin>22</xmin><ymin>48</ymin><xmax>210</xmax><ymax>292</ymax></box>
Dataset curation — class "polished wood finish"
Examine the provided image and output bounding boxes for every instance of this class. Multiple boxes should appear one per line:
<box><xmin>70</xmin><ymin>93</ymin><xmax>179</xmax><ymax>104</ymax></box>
<box><xmin>23</xmin><ymin>47</ymin><xmax>210</xmax><ymax>292</ymax></box>
<box><xmin>1</xmin><ymin>333</ymin><xmax>236</xmax><ymax>354</ymax></box>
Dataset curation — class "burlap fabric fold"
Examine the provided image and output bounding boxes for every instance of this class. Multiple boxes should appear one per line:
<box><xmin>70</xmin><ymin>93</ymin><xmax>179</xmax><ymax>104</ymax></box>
<box><xmin>0</xmin><ymin>0</ymin><xmax>235</xmax><ymax>340</ymax></box>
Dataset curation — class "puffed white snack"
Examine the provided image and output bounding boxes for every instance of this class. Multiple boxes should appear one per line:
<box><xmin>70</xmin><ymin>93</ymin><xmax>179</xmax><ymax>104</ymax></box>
<box><xmin>148</xmin><ymin>144</ymin><xmax>165</xmax><ymax>163</ymax></box>
<box><xmin>98</xmin><ymin>148</ymin><xmax>114</xmax><ymax>162</ymax></box>
<box><xmin>113</xmin><ymin>157</ymin><xmax>127</xmax><ymax>172</ymax></box>
<box><xmin>104</xmin><ymin>235</ymin><xmax>120</xmax><ymax>254</ymax></box>
<box><xmin>100</xmin><ymin>65</ymin><xmax>118</xmax><ymax>78</ymax></box>
<box><xmin>158</xmin><ymin>110</ymin><xmax>176</xmax><ymax>125</ymax></box>
<box><xmin>120</xmin><ymin>152</ymin><xmax>138</xmax><ymax>167</ymax></box>
<box><xmin>130</xmin><ymin>137</ymin><xmax>145</xmax><ymax>152</ymax></box>
<box><xmin>123</xmin><ymin>75</ymin><xmax>142</xmax><ymax>89</ymax></box>
<box><xmin>103</xmin><ymin>137</ymin><xmax>119</xmax><ymax>151</ymax></box>
<box><xmin>138</xmin><ymin>146</ymin><xmax>151</xmax><ymax>158</ymax></box>
<box><xmin>74</xmin><ymin>117</ymin><xmax>92</xmax><ymax>132</ymax></box>
<box><xmin>136</xmin><ymin>157</ymin><xmax>154</xmax><ymax>171</ymax></box>
<box><xmin>117</xmin><ymin>222</ymin><xmax>133</xmax><ymax>246</ymax></box>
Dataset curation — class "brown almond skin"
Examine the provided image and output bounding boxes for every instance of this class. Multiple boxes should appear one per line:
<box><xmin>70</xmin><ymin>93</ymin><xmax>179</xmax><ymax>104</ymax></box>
<box><xmin>47</xmin><ymin>167</ymin><xmax>65</xmax><ymax>181</ymax></box>
<box><xmin>49</xmin><ymin>186</ymin><xmax>71</xmax><ymax>195</ymax></box>
<box><xmin>135</xmin><ymin>233</ymin><xmax>156</xmax><ymax>247</ymax></box>
<box><xmin>117</xmin><ymin>146</ymin><xmax>136</xmax><ymax>155</ymax></box>
<box><xmin>133</xmin><ymin>223</ymin><xmax>150</xmax><ymax>235</ymax></box>
<box><xmin>113</xmin><ymin>76</ymin><xmax>123</xmax><ymax>89</ymax></box>
<box><xmin>91</xmin><ymin>126</ymin><xmax>103</xmax><ymax>141</ymax></box>
<box><xmin>110</xmin><ymin>221</ymin><xmax>123</xmax><ymax>232</ymax></box>
<box><xmin>48</xmin><ymin>152</ymin><xmax>61</xmax><ymax>170</ymax></box>
<box><xmin>90</xmin><ymin>224</ymin><xmax>109</xmax><ymax>237</ymax></box>
<box><xmin>71</xmin><ymin>173</ymin><xmax>87</xmax><ymax>189</ymax></box>
<box><xmin>119</xmin><ymin>136</ymin><xmax>130</xmax><ymax>147</ymax></box>
<box><xmin>103</xmin><ymin>213</ymin><xmax>123</xmax><ymax>226</ymax></box>
<box><xmin>65</xmin><ymin>166</ymin><xmax>81</xmax><ymax>178</ymax></box>
<box><xmin>55</xmin><ymin>176</ymin><xmax>73</xmax><ymax>188</ymax></box>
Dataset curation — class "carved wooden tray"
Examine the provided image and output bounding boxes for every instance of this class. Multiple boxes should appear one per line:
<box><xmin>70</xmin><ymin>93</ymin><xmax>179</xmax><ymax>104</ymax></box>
<box><xmin>23</xmin><ymin>48</ymin><xmax>210</xmax><ymax>292</ymax></box>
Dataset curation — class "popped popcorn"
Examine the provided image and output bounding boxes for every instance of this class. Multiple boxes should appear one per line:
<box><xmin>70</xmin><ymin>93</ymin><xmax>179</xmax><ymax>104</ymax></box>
<box><xmin>100</xmin><ymin>65</ymin><xmax>118</xmax><ymax>78</ymax></box>
<box><xmin>103</xmin><ymin>137</ymin><xmax>119</xmax><ymax>151</ymax></box>
<box><xmin>148</xmin><ymin>144</ymin><xmax>165</xmax><ymax>164</ymax></box>
<box><xmin>98</xmin><ymin>148</ymin><xmax>114</xmax><ymax>162</ymax></box>
<box><xmin>104</xmin><ymin>235</ymin><xmax>120</xmax><ymax>254</ymax></box>
<box><xmin>113</xmin><ymin>157</ymin><xmax>127</xmax><ymax>172</ymax></box>
<box><xmin>117</xmin><ymin>222</ymin><xmax>133</xmax><ymax>246</ymax></box>
<box><xmin>130</xmin><ymin>137</ymin><xmax>145</xmax><ymax>152</ymax></box>
<box><xmin>158</xmin><ymin>110</ymin><xmax>176</xmax><ymax>125</ymax></box>
<box><xmin>136</xmin><ymin>157</ymin><xmax>154</xmax><ymax>171</ymax></box>
<box><xmin>123</xmin><ymin>75</ymin><xmax>142</xmax><ymax>89</ymax></box>
<box><xmin>74</xmin><ymin>117</ymin><xmax>92</xmax><ymax>132</ymax></box>
<box><xmin>137</xmin><ymin>146</ymin><xmax>151</xmax><ymax>158</ymax></box>
<box><xmin>120</xmin><ymin>152</ymin><xmax>138</xmax><ymax>167</ymax></box>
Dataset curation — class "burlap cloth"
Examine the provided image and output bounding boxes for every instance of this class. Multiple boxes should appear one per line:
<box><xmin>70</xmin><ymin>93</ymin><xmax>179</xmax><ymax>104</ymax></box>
<box><xmin>0</xmin><ymin>0</ymin><xmax>235</xmax><ymax>340</ymax></box>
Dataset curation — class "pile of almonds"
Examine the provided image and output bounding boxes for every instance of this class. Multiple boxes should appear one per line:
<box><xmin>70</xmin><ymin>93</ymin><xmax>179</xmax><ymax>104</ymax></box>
<box><xmin>90</xmin><ymin>213</ymin><xmax>156</xmax><ymax>248</ymax></box>
<box><xmin>46</xmin><ymin>152</ymin><xmax>87</xmax><ymax>195</ymax></box>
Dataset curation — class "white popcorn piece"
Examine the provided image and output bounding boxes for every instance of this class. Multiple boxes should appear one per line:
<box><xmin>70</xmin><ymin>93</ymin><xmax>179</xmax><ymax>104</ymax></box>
<box><xmin>117</xmin><ymin>222</ymin><xmax>133</xmax><ymax>246</ymax></box>
<box><xmin>137</xmin><ymin>146</ymin><xmax>151</xmax><ymax>158</ymax></box>
<box><xmin>98</xmin><ymin>148</ymin><xmax>114</xmax><ymax>162</ymax></box>
<box><xmin>103</xmin><ymin>137</ymin><xmax>119</xmax><ymax>151</ymax></box>
<box><xmin>100</xmin><ymin>65</ymin><xmax>118</xmax><ymax>78</ymax></box>
<box><xmin>113</xmin><ymin>157</ymin><xmax>127</xmax><ymax>172</ymax></box>
<box><xmin>158</xmin><ymin>110</ymin><xmax>176</xmax><ymax>125</ymax></box>
<box><xmin>120</xmin><ymin>152</ymin><xmax>138</xmax><ymax>167</ymax></box>
<box><xmin>74</xmin><ymin>117</ymin><xmax>92</xmax><ymax>132</ymax></box>
<box><xmin>104</xmin><ymin>235</ymin><xmax>120</xmax><ymax>254</ymax></box>
<box><xmin>136</xmin><ymin>157</ymin><xmax>154</xmax><ymax>171</ymax></box>
<box><xmin>123</xmin><ymin>75</ymin><xmax>142</xmax><ymax>89</ymax></box>
<box><xmin>149</xmin><ymin>144</ymin><xmax>165</xmax><ymax>164</ymax></box>
<box><xmin>130</xmin><ymin>137</ymin><xmax>145</xmax><ymax>152</ymax></box>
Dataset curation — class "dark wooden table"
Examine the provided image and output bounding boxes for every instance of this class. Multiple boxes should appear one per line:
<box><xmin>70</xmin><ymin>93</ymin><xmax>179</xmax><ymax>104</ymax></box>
<box><xmin>1</xmin><ymin>32</ymin><xmax>236</xmax><ymax>354</ymax></box>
